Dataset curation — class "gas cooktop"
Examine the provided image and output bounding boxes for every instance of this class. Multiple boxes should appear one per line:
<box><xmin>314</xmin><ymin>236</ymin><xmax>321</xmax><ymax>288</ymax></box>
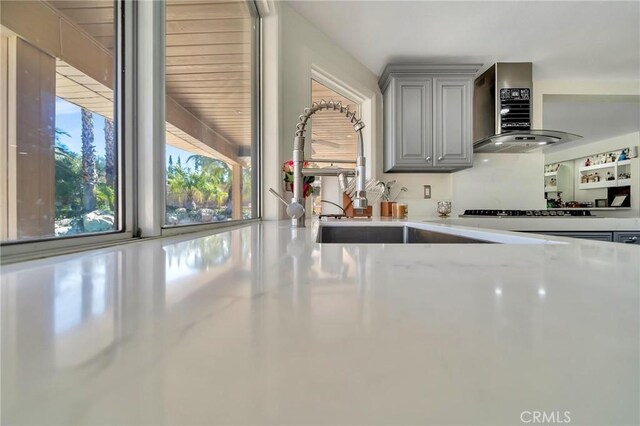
<box><xmin>460</xmin><ymin>209</ymin><xmax>595</xmax><ymax>217</ymax></box>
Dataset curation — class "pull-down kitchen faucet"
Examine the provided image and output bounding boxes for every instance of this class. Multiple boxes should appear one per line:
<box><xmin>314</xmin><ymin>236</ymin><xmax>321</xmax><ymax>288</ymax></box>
<box><xmin>271</xmin><ymin>100</ymin><xmax>368</xmax><ymax>228</ymax></box>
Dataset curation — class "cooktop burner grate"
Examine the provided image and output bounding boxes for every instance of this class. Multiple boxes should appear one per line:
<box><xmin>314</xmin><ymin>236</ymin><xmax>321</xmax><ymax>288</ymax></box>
<box><xmin>460</xmin><ymin>209</ymin><xmax>594</xmax><ymax>217</ymax></box>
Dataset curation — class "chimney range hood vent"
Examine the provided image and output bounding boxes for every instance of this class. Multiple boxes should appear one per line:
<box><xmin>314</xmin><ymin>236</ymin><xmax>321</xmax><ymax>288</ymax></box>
<box><xmin>473</xmin><ymin>63</ymin><xmax>581</xmax><ymax>153</ymax></box>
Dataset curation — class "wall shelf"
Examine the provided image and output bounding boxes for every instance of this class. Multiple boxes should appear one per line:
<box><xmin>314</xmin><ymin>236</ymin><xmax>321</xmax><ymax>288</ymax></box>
<box><xmin>578</xmin><ymin>160</ymin><xmax>632</xmax><ymax>190</ymax></box>
<box><xmin>578</xmin><ymin>162</ymin><xmax>616</xmax><ymax>173</ymax></box>
<box><xmin>578</xmin><ymin>180</ymin><xmax>617</xmax><ymax>190</ymax></box>
<box><xmin>543</xmin><ymin>162</ymin><xmax>571</xmax><ymax>201</ymax></box>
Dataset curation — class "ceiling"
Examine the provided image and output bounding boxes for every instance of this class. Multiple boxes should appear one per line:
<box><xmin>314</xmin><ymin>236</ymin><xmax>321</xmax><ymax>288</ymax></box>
<box><xmin>288</xmin><ymin>0</ymin><xmax>640</xmax><ymax>80</ymax></box>
<box><xmin>50</xmin><ymin>0</ymin><xmax>253</xmax><ymax>152</ymax></box>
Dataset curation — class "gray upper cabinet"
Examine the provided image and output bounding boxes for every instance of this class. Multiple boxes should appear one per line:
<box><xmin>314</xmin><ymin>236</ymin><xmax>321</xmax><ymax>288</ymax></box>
<box><xmin>393</xmin><ymin>78</ymin><xmax>432</xmax><ymax>168</ymax></box>
<box><xmin>379</xmin><ymin>64</ymin><xmax>481</xmax><ymax>172</ymax></box>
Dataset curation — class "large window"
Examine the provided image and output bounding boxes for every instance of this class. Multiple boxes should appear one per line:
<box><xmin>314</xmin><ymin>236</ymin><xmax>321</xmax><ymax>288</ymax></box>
<box><xmin>0</xmin><ymin>0</ymin><xmax>261</xmax><ymax>260</ymax></box>
<box><xmin>0</xmin><ymin>0</ymin><xmax>119</xmax><ymax>242</ymax></box>
<box><xmin>310</xmin><ymin>79</ymin><xmax>359</xmax><ymax>165</ymax></box>
<box><xmin>164</xmin><ymin>0</ymin><xmax>259</xmax><ymax>227</ymax></box>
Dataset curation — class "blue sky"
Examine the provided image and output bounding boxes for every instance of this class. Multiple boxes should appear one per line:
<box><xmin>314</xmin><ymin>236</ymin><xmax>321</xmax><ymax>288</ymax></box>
<box><xmin>55</xmin><ymin>97</ymin><xmax>107</xmax><ymax>158</ymax></box>
<box><xmin>56</xmin><ymin>97</ymin><xmax>196</xmax><ymax>168</ymax></box>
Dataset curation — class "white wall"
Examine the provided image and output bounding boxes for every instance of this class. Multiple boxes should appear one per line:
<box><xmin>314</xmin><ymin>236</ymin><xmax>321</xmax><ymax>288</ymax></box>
<box><xmin>385</xmin><ymin>154</ymin><xmax>545</xmax><ymax>217</ymax></box>
<box><xmin>262</xmin><ymin>2</ymin><xmax>383</xmax><ymax>220</ymax></box>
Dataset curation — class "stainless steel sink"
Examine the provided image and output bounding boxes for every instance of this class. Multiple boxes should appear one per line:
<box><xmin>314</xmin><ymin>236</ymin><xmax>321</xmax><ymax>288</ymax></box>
<box><xmin>317</xmin><ymin>226</ymin><xmax>496</xmax><ymax>244</ymax></box>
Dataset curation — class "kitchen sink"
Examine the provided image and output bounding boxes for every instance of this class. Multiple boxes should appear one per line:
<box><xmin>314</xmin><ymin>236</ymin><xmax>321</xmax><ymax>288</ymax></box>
<box><xmin>317</xmin><ymin>226</ymin><xmax>496</xmax><ymax>244</ymax></box>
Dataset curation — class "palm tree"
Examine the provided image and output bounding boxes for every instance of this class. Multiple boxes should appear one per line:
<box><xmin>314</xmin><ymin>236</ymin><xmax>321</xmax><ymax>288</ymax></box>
<box><xmin>104</xmin><ymin>118</ymin><xmax>115</xmax><ymax>187</ymax></box>
<box><xmin>167</xmin><ymin>163</ymin><xmax>206</xmax><ymax>210</ymax></box>
<box><xmin>186</xmin><ymin>155</ymin><xmax>231</xmax><ymax>206</ymax></box>
<box><xmin>81</xmin><ymin>108</ymin><xmax>96</xmax><ymax>212</ymax></box>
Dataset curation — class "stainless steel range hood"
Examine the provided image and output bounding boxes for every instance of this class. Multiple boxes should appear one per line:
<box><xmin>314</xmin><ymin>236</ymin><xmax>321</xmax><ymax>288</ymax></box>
<box><xmin>473</xmin><ymin>63</ymin><xmax>581</xmax><ymax>153</ymax></box>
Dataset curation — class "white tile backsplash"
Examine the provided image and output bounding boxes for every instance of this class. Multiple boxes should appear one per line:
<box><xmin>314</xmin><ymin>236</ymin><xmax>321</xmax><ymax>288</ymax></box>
<box><xmin>380</xmin><ymin>153</ymin><xmax>546</xmax><ymax>217</ymax></box>
<box><xmin>451</xmin><ymin>153</ymin><xmax>547</xmax><ymax>215</ymax></box>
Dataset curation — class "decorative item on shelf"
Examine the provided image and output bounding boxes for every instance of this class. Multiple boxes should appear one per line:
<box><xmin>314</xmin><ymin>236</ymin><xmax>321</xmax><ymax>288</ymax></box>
<box><xmin>594</xmin><ymin>172</ymin><xmax>600</xmax><ymax>182</ymax></box>
<box><xmin>607</xmin><ymin>172</ymin><xmax>615</xmax><ymax>181</ymax></box>
<box><xmin>437</xmin><ymin>201</ymin><xmax>452</xmax><ymax>218</ymax></box>
<box><xmin>545</xmin><ymin>163</ymin><xmax>559</xmax><ymax>173</ymax></box>
<box><xmin>282</xmin><ymin>160</ymin><xmax>315</xmax><ymax>198</ymax></box>
<box><xmin>618</xmin><ymin>149</ymin><xmax>627</xmax><ymax>161</ymax></box>
<box><xmin>549</xmin><ymin>177</ymin><xmax>557</xmax><ymax>187</ymax></box>
<box><xmin>585</xmin><ymin>158</ymin><xmax>591</xmax><ymax>167</ymax></box>
<box><xmin>618</xmin><ymin>172</ymin><xmax>631</xmax><ymax>180</ymax></box>
<box><xmin>581</xmin><ymin>174</ymin><xmax>588</xmax><ymax>184</ymax></box>
<box><xmin>629</xmin><ymin>146</ymin><xmax>638</xmax><ymax>158</ymax></box>
<box><xmin>595</xmin><ymin>199</ymin><xmax>608</xmax><ymax>207</ymax></box>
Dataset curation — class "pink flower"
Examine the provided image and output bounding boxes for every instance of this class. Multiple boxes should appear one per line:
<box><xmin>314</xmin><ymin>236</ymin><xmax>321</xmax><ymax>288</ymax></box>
<box><xmin>282</xmin><ymin>160</ymin><xmax>294</xmax><ymax>173</ymax></box>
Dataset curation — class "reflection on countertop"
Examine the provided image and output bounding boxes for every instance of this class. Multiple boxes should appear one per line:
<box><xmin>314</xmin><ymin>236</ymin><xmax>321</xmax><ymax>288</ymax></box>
<box><xmin>1</xmin><ymin>221</ymin><xmax>639</xmax><ymax>425</ymax></box>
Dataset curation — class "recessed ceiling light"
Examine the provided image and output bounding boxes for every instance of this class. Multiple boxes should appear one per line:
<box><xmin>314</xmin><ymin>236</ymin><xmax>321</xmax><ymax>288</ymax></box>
<box><xmin>538</xmin><ymin>288</ymin><xmax>546</xmax><ymax>296</ymax></box>
<box><xmin>495</xmin><ymin>142</ymin><xmax>503</xmax><ymax>146</ymax></box>
<box><xmin>538</xmin><ymin>142</ymin><xmax>547</xmax><ymax>145</ymax></box>
<box><xmin>495</xmin><ymin>288</ymin><xmax>502</xmax><ymax>296</ymax></box>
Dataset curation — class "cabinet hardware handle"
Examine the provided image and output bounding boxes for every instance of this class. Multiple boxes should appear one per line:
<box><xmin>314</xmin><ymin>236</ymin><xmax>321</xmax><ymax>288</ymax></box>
<box><xmin>437</xmin><ymin>156</ymin><xmax>444</xmax><ymax>161</ymax></box>
<box><xmin>624</xmin><ymin>236</ymin><xmax>638</xmax><ymax>243</ymax></box>
<box><xmin>426</xmin><ymin>156</ymin><xmax>431</xmax><ymax>161</ymax></box>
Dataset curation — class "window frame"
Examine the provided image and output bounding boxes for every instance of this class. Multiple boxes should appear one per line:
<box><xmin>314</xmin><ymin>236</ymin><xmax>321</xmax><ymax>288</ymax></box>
<box><xmin>0</xmin><ymin>0</ymin><xmax>136</xmax><ymax>263</ymax></box>
<box><xmin>159</xmin><ymin>0</ymin><xmax>262</xmax><ymax>236</ymax></box>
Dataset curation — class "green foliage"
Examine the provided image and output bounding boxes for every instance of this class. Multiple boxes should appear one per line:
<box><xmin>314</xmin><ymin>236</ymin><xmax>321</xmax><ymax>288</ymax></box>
<box><xmin>54</xmin><ymin>126</ymin><xmax>114</xmax><ymax>221</ymax></box>
<box><xmin>54</xmin><ymin>140</ymin><xmax>83</xmax><ymax>218</ymax></box>
<box><xmin>167</xmin><ymin>154</ymin><xmax>232</xmax><ymax>210</ymax></box>
<box><xmin>96</xmin><ymin>183</ymin><xmax>115</xmax><ymax>211</ymax></box>
<box><xmin>242</xmin><ymin>167</ymin><xmax>252</xmax><ymax>202</ymax></box>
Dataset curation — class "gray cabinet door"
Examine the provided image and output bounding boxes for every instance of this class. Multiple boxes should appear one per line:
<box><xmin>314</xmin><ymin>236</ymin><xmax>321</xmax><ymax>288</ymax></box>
<box><xmin>613</xmin><ymin>232</ymin><xmax>640</xmax><ymax>244</ymax></box>
<box><xmin>393</xmin><ymin>78</ymin><xmax>432</xmax><ymax>168</ymax></box>
<box><xmin>434</xmin><ymin>78</ymin><xmax>473</xmax><ymax>168</ymax></box>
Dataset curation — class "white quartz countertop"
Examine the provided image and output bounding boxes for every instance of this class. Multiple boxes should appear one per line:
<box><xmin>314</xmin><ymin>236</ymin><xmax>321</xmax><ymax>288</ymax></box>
<box><xmin>419</xmin><ymin>215</ymin><xmax>640</xmax><ymax>232</ymax></box>
<box><xmin>1</xmin><ymin>220</ymin><xmax>639</xmax><ymax>425</ymax></box>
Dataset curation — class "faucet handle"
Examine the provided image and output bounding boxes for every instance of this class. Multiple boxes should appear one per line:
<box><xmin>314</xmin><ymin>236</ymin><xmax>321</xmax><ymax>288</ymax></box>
<box><xmin>269</xmin><ymin>188</ymin><xmax>305</xmax><ymax>219</ymax></box>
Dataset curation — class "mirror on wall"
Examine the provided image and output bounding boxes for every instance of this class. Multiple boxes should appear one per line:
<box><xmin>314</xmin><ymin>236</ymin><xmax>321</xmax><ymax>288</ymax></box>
<box><xmin>542</xmin><ymin>94</ymin><xmax>639</xmax><ymax>213</ymax></box>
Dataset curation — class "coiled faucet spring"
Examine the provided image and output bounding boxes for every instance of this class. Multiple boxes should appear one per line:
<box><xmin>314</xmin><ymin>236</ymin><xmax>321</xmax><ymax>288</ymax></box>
<box><xmin>295</xmin><ymin>99</ymin><xmax>365</xmax><ymax>137</ymax></box>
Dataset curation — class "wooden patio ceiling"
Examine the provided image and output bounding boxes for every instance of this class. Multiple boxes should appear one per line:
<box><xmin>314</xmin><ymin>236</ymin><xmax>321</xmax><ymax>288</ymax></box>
<box><xmin>49</xmin><ymin>0</ymin><xmax>254</xmax><ymax>150</ymax></box>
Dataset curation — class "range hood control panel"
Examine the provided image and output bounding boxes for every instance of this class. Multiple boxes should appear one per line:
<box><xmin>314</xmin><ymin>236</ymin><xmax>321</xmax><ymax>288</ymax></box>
<box><xmin>499</xmin><ymin>88</ymin><xmax>531</xmax><ymax>131</ymax></box>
